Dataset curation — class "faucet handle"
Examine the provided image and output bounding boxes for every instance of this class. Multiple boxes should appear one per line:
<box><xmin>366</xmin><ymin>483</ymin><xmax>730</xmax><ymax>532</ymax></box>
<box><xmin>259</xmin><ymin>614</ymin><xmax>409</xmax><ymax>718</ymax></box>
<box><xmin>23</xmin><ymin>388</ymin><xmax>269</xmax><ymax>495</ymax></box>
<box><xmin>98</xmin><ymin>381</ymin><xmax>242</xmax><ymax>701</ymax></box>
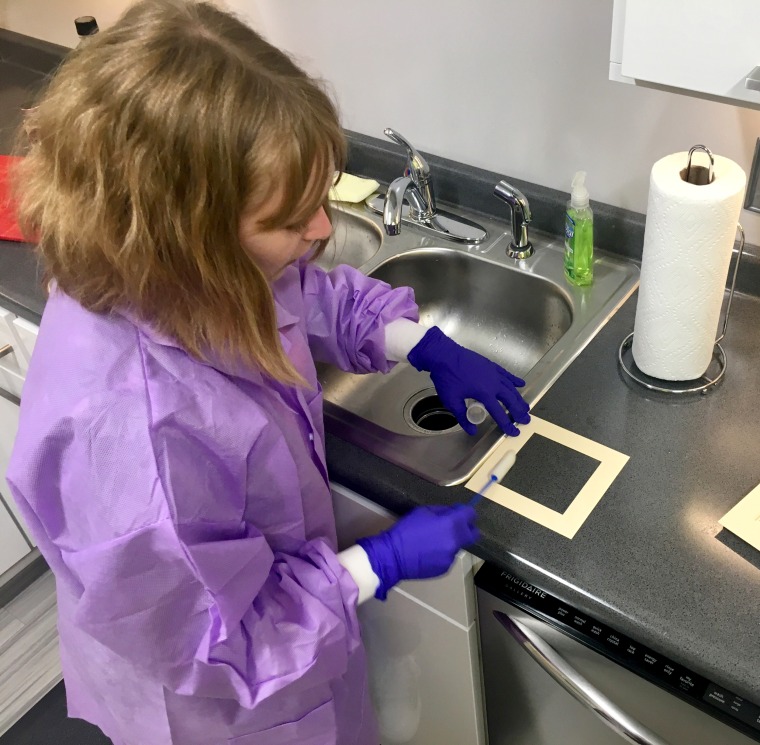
<box><xmin>384</xmin><ymin>128</ymin><xmax>431</xmax><ymax>185</ymax></box>
<box><xmin>494</xmin><ymin>181</ymin><xmax>532</xmax><ymax>223</ymax></box>
<box><xmin>494</xmin><ymin>180</ymin><xmax>533</xmax><ymax>259</ymax></box>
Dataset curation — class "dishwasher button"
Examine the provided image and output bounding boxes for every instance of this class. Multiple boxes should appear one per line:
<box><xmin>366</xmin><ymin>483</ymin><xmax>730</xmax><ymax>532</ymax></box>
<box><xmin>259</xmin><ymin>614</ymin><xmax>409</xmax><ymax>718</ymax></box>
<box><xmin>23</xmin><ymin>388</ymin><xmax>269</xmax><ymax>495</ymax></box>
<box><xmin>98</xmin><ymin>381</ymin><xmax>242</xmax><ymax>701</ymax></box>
<box><xmin>589</xmin><ymin>623</ymin><xmax>605</xmax><ymax>638</ymax></box>
<box><xmin>642</xmin><ymin>651</ymin><xmax>659</xmax><ymax>668</ymax></box>
<box><xmin>705</xmin><ymin>684</ymin><xmax>760</xmax><ymax>731</ymax></box>
<box><xmin>605</xmin><ymin>632</ymin><xmax>623</xmax><ymax>648</ymax></box>
<box><xmin>621</xmin><ymin>639</ymin><xmax>646</xmax><ymax>666</ymax></box>
<box><xmin>704</xmin><ymin>684</ymin><xmax>731</xmax><ymax>712</ymax></box>
<box><xmin>733</xmin><ymin>698</ymin><xmax>760</xmax><ymax>731</ymax></box>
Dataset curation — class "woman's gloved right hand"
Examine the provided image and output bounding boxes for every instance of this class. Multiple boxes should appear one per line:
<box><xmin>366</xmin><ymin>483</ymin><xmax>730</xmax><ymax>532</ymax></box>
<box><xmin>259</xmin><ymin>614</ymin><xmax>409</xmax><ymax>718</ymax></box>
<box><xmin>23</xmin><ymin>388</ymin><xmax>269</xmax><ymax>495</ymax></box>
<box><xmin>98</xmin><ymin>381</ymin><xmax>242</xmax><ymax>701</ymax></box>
<box><xmin>357</xmin><ymin>505</ymin><xmax>479</xmax><ymax>600</ymax></box>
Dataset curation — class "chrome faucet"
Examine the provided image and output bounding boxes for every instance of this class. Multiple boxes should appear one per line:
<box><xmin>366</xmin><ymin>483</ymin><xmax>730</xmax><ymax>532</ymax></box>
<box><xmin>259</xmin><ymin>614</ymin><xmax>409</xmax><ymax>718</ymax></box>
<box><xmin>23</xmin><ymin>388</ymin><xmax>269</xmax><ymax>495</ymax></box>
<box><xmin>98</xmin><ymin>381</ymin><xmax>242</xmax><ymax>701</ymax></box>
<box><xmin>382</xmin><ymin>128</ymin><xmax>436</xmax><ymax>234</ymax></box>
<box><xmin>494</xmin><ymin>180</ymin><xmax>533</xmax><ymax>259</ymax></box>
<box><xmin>373</xmin><ymin>127</ymin><xmax>487</xmax><ymax>244</ymax></box>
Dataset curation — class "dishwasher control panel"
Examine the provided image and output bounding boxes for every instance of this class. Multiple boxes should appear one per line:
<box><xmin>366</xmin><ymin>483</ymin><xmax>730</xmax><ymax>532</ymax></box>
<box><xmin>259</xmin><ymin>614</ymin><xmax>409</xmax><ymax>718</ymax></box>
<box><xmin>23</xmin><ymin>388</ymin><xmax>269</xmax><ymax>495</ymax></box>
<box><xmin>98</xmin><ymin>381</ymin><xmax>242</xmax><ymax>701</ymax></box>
<box><xmin>475</xmin><ymin>563</ymin><xmax>760</xmax><ymax>742</ymax></box>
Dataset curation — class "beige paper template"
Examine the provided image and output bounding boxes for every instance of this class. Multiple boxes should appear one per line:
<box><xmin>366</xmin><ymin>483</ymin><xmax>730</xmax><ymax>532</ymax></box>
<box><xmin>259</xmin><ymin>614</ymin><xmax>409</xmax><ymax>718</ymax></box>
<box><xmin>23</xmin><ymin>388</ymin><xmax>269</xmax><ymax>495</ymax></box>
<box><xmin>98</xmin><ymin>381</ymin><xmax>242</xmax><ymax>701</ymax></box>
<box><xmin>465</xmin><ymin>416</ymin><xmax>629</xmax><ymax>539</ymax></box>
<box><xmin>719</xmin><ymin>483</ymin><xmax>760</xmax><ymax>551</ymax></box>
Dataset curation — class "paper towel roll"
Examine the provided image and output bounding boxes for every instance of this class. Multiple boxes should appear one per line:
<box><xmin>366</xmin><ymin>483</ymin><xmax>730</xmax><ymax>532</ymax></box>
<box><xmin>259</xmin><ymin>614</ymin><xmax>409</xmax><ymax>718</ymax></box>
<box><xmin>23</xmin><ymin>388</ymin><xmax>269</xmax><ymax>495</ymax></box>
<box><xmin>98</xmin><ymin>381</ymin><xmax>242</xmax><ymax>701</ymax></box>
<box><xmin>632</xmin><ymin>151</ymin><xmax>746</xmax><ymax>381</ymax></box>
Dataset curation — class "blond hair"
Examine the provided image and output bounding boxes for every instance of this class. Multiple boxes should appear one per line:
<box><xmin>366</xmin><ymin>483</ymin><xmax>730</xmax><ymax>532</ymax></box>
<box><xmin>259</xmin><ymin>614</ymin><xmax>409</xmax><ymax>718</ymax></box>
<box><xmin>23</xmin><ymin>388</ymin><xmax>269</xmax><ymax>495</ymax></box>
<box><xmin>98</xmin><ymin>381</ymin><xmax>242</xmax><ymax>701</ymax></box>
<box><xmin>16</xmin><ymin>0</ymin><xmax>346</xmax><ymax>385</ymax></box>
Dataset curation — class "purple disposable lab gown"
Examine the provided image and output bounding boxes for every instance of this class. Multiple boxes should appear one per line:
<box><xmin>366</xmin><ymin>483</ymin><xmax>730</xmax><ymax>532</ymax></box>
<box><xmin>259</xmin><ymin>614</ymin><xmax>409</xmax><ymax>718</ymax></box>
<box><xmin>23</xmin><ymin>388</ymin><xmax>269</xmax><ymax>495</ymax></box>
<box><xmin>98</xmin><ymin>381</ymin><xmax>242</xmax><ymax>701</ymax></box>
<box><xmin>7</xmin><ymin>259</ymin><xmax>418</xmax><ymax>745</ymax></box>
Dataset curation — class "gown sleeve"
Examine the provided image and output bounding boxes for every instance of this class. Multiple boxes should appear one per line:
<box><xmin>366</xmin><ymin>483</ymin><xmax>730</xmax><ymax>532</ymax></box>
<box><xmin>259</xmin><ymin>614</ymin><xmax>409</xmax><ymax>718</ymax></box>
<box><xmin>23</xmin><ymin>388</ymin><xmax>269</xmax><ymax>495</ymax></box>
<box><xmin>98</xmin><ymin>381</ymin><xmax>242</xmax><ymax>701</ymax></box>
<box><xmin>299</xmin><ymin>261</ymin><xmax>419</xmax><ymax>374</ymax></box>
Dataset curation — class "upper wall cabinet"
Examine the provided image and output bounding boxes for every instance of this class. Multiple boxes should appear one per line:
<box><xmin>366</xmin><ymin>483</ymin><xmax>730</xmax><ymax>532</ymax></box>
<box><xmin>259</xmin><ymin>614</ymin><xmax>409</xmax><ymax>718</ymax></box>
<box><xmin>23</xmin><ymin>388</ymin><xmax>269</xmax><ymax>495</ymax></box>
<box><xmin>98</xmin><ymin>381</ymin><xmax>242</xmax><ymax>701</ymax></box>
<box><xmin>610</xmin><ymin>0</ymin><xmax>760</xmax><ymax>109</ymax></box>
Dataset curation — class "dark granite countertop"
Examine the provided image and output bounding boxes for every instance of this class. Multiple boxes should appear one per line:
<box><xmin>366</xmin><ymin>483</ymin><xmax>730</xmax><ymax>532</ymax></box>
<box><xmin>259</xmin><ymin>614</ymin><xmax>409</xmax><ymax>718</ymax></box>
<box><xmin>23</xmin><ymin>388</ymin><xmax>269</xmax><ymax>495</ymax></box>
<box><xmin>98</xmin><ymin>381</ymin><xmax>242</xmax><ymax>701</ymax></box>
<box><xmin>3</xmin><ymin>24</ymin><xmax>760</xmax><ymax>717</ymax></box>
<box><xmin>327</xmin><ymin>290</ymin><xmax>760</xmax><ymax>706</ymax></box>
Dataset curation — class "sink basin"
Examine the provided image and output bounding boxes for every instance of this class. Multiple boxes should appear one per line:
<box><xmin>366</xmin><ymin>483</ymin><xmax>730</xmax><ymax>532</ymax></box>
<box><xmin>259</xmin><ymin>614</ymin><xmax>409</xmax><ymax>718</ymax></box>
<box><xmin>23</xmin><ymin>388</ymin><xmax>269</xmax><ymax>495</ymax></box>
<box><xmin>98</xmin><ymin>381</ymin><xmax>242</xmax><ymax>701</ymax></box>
<box><xmin>318</xmin><ymin>204</ymin><xmax>639</xmax><ymax>485</ymax></box>
<box><xmin>316</xmin><ymin>208</ymin><xmax>383</xmax><ymax>271</ymax></box>
<box><xmin>372</xmin><ymin>250</ymin><xmax>572</xmax><ymax>378</ymax></box>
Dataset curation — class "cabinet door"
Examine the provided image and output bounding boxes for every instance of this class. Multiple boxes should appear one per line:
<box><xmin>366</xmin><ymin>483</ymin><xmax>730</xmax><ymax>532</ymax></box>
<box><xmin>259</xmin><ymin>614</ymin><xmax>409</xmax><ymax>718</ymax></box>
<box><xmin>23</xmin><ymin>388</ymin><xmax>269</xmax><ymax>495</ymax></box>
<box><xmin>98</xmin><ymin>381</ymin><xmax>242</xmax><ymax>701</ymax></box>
<box><xmin>358</xmin><ymin>579</ymin><xmax>485</xmax><ymax>745</ymax></box>
<box><xmin>619</xmin><ymin>0</ymin><xmax>760</xmax><ymax>106</ymax></box>
<box><xmin>0</xmin><ymin>309</ymin><xmax>26</xmax><ymax>400</ymax></box>
<box><xmin>0</xmin><ymin>500</ymin><xmax>30</xmax><ymax>577</ymax></box>
<box><xmin>331</xmin><ymin>483</ymin><xmax>477</xmax><ymax>626</ymax></box>
<box><xmin>331</xmin><ymin>483</ymin><xmax>486</xmax><ymax>745</ymax></box>
<box><xmin>0</xmin><ymin>391</ymin><xmax>33</xmax><ymax>545</ymax></box>
<box><xmin>10</xmin><ymin>316</ymin><xmax>39</xmax><ymax>372</ymax></box>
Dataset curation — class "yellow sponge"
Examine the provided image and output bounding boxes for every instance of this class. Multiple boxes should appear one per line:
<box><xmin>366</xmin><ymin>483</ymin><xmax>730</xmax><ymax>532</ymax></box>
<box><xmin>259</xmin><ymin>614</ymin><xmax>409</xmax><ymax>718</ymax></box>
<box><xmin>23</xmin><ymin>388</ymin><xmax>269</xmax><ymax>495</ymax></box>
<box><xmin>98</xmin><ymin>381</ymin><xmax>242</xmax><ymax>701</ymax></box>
<box><xmin>329</xmin><ymin>172</ymin><xmax>380</xmax><ymax>203</ymax></box>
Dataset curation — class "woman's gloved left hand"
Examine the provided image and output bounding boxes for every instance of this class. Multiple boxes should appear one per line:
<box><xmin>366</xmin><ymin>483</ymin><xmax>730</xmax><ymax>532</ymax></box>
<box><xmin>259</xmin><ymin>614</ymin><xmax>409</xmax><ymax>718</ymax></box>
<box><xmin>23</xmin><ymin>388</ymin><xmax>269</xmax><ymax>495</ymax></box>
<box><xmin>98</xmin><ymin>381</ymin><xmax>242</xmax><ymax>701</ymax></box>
<box><xmin>407</xmin><ymin>326</ymin><xmax>530</xmax><ymax>437</ymax></box>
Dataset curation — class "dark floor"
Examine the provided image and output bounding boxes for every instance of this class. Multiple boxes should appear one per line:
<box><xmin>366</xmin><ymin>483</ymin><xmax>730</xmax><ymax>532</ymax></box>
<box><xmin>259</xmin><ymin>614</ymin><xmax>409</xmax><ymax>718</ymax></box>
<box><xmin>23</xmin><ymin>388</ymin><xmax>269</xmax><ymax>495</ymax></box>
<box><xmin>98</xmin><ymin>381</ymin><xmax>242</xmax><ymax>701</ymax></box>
<box><xmin>0</xmin><ymin>682</ymin><xmax>112</xmax><ymax>745</ymax></box>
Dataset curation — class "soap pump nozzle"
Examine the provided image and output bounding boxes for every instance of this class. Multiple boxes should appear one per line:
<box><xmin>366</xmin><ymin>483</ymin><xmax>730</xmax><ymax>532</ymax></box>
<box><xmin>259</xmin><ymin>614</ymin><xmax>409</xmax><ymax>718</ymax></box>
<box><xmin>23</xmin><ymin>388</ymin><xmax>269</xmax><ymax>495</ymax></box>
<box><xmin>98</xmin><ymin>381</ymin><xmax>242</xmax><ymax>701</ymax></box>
<box><xmin>570</xmin><ymin>171</ymin><xmax>589</xmax><ymax>210</ymax></box>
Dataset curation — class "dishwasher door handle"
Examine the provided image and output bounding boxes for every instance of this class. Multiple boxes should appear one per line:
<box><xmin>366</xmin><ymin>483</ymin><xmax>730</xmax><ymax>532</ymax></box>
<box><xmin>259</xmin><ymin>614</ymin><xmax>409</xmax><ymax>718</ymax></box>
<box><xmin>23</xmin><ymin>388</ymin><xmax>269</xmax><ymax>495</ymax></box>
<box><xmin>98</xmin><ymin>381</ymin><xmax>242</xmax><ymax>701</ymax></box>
<box><xmin>494</xmin><ymin>611</ymin><xmax>672</xmax><ymax>745</ymax></box>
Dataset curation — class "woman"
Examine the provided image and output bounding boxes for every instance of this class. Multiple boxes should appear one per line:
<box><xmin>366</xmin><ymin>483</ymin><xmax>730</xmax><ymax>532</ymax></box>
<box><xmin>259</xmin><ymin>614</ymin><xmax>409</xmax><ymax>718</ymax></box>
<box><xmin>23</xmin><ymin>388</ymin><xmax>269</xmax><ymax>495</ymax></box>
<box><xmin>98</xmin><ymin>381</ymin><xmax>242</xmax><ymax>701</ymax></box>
<box><xmin>7</xmin><ymin>2</ymin><xmax>530</xmax><ymax>743</ymax></box>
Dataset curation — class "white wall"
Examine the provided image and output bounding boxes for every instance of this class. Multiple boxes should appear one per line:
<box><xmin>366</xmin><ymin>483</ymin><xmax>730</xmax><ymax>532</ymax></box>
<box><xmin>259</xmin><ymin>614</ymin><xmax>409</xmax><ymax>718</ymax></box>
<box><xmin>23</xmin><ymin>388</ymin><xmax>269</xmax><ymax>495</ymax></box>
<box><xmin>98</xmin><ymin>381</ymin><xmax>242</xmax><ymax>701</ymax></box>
<box><xmin>4</xmin><ymin>0</ymin><xmax>760</xmax><ymax>242</ymax></box>
<box><xmin>250</xmin><ymin>0</ymin><xmax>760</xmax><ymax>243</ymax></box>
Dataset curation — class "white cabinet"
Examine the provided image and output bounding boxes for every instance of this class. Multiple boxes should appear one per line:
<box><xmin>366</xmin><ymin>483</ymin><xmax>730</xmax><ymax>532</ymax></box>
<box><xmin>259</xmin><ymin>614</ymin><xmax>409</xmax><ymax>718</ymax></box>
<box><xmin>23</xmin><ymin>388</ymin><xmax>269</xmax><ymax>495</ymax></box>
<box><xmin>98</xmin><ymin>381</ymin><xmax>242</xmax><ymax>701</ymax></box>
<box><xmin>0</xmin><ymin>493</ymin><xmax>30</xmax><ymax>577</ymax></box>
<box><xmin>9</xmin><ymin>316</ymin><xmax>39</xmax><ymax>372</ymax></box>
<box><xmin>0</xmin><ymin>304</ymin><xmax>36</xmax><ymax>567</ymax></box>
<box><xmin>0</xmin><ymin>389</ymin><xmax>32</xmax><ymax>575</ymax></box>
<box><xmin>331</xmin><ymin>483</ymin><xmax>486</xmax><ymax>745</ymax></box>
<box><xmin>0</xmin><ymin>309</ymin><xmax>27</xmax><ymax>401</ymax></box>
<box><xmin>610</xmin><ymin>0</ymin><xmax>760</xmax><ymax>108</ymax></box>
<box><xmin>0</xmin><ymin>392</ymin><xmax>32</xmax><ymax>549</ymax></box>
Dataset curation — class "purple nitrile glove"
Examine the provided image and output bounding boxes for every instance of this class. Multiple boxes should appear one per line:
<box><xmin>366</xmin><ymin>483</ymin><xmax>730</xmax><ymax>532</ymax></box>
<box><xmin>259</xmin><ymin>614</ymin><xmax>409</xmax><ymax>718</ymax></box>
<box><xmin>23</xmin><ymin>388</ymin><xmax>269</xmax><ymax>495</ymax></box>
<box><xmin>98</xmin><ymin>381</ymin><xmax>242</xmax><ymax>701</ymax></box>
<box><xmin>407</xmin><ymin>326</ymin><xmax>531</xmax><ymax>437</ymax></box>
<box><xmin>357</xmin><ymin>505</ymin><xmax>480</xmax><ymax>600</ymax></box>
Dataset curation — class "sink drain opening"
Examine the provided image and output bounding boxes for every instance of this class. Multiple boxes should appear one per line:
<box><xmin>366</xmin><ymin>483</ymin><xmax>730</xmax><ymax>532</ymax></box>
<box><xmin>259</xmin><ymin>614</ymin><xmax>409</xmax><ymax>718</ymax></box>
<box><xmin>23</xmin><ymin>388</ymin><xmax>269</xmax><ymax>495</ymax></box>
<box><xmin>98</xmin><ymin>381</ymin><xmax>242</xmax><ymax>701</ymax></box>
<box><xmin>409</xmin><ymin>394</ymin><xmax>459</xmax><ymax>432</ymax></box>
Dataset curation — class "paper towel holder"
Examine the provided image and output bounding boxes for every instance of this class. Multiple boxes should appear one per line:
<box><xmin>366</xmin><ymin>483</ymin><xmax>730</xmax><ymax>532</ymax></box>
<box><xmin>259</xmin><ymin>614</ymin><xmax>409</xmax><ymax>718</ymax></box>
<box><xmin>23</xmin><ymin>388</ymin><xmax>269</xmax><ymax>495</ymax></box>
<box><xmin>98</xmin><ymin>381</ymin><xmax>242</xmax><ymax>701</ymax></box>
<box><xmin>618</xmin><ymin>223</ymin><xmax>746</xmax><ymax>395</ymax></box>
<box><xmin>681</xmin><ymin>144</ymin><xmax>714</xmax><ymax>186</ymax></box>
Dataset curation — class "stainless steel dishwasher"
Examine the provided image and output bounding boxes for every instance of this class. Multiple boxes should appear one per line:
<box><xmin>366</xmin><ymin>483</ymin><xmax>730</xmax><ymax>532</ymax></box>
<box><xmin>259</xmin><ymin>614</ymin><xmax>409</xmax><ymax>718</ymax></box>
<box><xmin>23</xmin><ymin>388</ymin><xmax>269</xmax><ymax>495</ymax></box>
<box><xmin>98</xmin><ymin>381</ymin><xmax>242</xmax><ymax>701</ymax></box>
<box><xmin>476</xmin><ymin>563</ymin><xmax>760</xmax><ymax>744</ymax></box>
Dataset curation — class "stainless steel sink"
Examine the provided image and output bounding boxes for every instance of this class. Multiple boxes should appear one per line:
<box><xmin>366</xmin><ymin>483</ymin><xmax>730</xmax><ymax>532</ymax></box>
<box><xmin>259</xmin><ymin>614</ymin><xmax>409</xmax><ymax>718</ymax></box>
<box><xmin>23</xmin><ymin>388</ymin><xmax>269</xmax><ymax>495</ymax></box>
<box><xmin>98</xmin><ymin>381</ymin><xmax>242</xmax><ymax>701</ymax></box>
<box><xmin>372</xmin><ymin>250</ymin><xmax>573</xmax><ymax>377</ymax></box>
<box><xmin>317</xmin><ymin>209</ymin><xmax>383</xmax><ymax>270</ymax></box>
<box><xmin>318</xmin><ymin>203</ymin><xmax>639</xmax><ymax>485</ymax></box>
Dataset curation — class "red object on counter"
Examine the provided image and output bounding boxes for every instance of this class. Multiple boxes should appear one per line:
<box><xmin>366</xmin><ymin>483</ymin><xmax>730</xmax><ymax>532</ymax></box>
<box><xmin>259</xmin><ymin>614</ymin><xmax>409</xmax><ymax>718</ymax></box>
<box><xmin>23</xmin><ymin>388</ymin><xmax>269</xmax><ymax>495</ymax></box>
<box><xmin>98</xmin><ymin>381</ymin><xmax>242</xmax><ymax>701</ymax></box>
<box><xmin>0</xmin><ymin>155</ymin><xmax>25</xmax><ymax>242</ymax></box>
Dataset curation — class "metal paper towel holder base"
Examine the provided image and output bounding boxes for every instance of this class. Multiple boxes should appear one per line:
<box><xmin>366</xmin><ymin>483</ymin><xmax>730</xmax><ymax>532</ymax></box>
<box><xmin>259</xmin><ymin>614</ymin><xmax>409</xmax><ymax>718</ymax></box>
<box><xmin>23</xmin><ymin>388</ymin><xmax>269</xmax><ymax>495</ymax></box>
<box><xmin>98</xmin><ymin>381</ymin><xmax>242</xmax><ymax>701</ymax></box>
<box><xmin>618</xmin><ymin>223</ymin><xmax>746</xmax><ymax>396</ymax></box>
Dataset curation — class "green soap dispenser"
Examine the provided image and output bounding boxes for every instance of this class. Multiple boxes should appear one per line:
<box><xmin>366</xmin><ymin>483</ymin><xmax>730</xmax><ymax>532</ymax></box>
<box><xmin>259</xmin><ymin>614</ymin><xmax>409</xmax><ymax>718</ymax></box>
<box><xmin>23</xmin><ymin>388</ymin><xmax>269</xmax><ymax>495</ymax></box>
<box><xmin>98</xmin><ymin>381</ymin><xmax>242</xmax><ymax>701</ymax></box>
<box><xmin>564</xmin><ymin>171</ymin><xmax>594</xmax><ymax>286</ymax></box>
